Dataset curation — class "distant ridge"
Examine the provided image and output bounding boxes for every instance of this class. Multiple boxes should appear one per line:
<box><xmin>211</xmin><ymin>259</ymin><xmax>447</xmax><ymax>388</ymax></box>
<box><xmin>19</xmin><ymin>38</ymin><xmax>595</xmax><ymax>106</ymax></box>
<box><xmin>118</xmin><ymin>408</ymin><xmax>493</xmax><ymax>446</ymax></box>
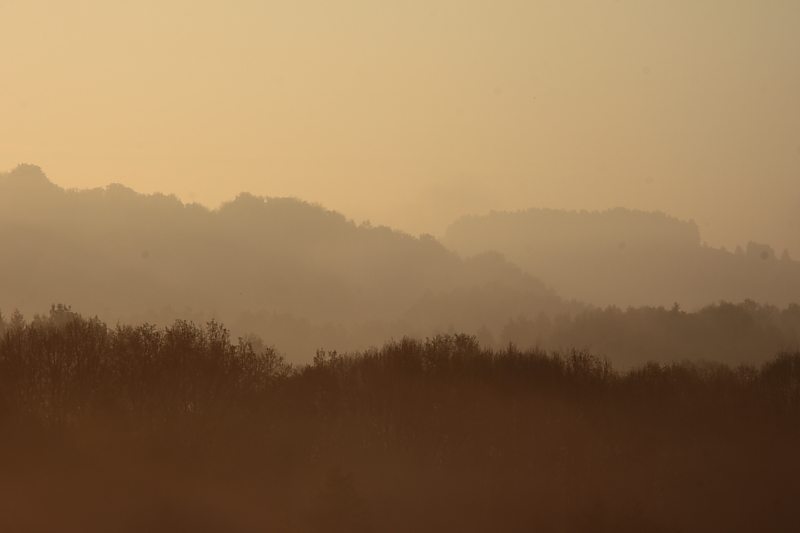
<box><xmin>443</xmin><ymin>207</ymin><xmax>800</xmax><ymax>309</ymax></box>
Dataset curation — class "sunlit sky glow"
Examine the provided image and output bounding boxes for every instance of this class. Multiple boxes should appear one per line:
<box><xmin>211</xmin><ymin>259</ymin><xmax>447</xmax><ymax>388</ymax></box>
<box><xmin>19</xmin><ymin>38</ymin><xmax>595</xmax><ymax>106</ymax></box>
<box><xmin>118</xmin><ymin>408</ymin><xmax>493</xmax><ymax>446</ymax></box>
<box><xmin>2</xmin><ymin>1</ymin><xmax>799</xmax><ymax>254</ymax></box>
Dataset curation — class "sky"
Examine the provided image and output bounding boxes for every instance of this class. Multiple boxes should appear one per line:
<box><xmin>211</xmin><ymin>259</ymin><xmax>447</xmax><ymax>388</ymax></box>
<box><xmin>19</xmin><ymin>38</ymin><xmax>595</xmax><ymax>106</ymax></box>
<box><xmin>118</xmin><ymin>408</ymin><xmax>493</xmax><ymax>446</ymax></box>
<box><xmin>2</xmin><ymin>1</ymin><xmax>799</xmax><ymax>255</ymax></box>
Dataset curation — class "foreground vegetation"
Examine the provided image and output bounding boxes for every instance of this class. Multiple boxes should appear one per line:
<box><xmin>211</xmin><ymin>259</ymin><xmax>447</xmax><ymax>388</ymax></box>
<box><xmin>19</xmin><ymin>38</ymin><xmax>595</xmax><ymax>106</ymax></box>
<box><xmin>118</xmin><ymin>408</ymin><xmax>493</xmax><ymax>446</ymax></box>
<box><xmin>1</xmin><ymin>307</ymin><xmax>798</xmax><ymax>532</ymax></box>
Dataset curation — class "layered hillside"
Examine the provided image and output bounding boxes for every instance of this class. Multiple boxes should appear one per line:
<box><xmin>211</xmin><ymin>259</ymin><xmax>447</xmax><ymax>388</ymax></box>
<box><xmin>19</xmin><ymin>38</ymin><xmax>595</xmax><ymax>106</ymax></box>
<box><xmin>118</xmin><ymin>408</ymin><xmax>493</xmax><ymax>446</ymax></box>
<box><xmin>0</xmin><ymin>165</ymin><xmax>573</xmax><ymax>361</ymax></box>
<box><xmin>4</xmin><ymin>165</ymin><xmax>798</xmax><ymax>367</ymax></box>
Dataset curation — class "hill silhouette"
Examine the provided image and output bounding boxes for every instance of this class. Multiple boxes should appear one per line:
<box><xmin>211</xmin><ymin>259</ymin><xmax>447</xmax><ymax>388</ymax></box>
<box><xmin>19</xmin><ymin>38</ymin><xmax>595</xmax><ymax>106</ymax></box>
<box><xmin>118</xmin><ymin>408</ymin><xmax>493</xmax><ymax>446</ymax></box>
<box><xmin>443</xmin><ymin>207</ymin><xmax>800</xmax><ymax>310</ymax></box>
<box><xmin>0</xmin><ymin>165</ymin><xmax>572</xmax><ymax>361</ymax></box>
<box><xmin>3</xmin><ymin>165</ymin><xmax>799</xmax><ymax>367</ymax></box>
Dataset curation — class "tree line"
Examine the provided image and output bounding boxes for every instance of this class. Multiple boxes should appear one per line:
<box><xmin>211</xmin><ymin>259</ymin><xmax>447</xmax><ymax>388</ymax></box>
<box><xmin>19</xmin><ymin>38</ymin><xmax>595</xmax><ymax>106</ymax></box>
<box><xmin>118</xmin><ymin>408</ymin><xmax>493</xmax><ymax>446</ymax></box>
<box><xmin>1</xmin><ymin>306</ymin><xmax>798</xmax><ymax>532</ymax></box>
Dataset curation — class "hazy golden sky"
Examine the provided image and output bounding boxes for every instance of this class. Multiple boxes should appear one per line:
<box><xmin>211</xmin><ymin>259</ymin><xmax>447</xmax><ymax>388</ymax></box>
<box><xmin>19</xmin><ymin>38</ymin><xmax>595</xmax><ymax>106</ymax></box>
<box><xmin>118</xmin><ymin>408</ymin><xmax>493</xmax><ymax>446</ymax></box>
<box><xmin>2</xmin><ymin>1</ymin><xmax>799</xmax><ymax>254</ymax></box>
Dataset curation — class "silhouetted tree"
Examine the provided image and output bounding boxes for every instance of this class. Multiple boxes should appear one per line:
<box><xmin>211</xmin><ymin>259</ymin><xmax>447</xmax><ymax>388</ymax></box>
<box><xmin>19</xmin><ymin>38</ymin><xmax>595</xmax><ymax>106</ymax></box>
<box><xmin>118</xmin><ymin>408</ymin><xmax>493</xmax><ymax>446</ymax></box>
<box><xmin>9</xmin><ymin>309</ymin><xmax>24</xmax><ymax>330</ymax></box>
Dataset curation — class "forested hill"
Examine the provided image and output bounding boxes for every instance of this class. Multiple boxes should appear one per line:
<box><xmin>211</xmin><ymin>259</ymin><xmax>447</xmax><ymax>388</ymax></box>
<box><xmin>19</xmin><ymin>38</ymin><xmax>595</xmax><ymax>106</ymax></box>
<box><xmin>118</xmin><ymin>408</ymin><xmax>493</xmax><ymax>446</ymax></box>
<box><xmin>444</xmin><ymin>208</ymin><xmax>800</xmax><ymax>309</ymax></box>
<box><xmin>0</xmin><ymin>165</ymin><xmax>575</xmax><ymax>360</ymax></box>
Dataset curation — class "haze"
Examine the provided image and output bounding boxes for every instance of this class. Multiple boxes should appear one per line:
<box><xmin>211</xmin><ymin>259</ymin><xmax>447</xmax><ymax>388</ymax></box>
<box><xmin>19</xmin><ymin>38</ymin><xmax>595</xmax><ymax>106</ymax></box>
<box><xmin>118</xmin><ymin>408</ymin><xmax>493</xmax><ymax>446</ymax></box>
<box><xmin>2</xmin><ymin>1</ymin><xmax>799</xmax><ymax>255</ymax></box>
<box><xmin>3</xmin><ymin>4</ymin><xmax>800</xmax><ymax>530</ymax></box>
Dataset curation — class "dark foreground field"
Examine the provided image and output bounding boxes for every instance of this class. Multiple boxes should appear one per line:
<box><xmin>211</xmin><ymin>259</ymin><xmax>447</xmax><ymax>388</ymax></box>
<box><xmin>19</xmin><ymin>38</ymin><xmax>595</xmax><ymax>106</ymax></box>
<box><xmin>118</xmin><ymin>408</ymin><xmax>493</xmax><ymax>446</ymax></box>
<box><xmin>1</xmin><ymin>309</ymin><xmax>798</xmax><ymax>532</ymax></box>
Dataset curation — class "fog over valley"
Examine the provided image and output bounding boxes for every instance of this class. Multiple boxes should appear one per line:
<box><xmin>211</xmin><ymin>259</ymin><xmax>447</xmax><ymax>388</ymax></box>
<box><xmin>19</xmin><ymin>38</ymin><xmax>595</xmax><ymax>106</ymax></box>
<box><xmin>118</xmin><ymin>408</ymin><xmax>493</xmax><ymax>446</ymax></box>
<box><xmin>2</xmin><ymin>2</ymin><xmax>799</xmax><ymax>531</ymax></box>
<box><xmin>2</xmin><ymin>164</ymin><xmax>798</xmax><ymax>368</ymax></box>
